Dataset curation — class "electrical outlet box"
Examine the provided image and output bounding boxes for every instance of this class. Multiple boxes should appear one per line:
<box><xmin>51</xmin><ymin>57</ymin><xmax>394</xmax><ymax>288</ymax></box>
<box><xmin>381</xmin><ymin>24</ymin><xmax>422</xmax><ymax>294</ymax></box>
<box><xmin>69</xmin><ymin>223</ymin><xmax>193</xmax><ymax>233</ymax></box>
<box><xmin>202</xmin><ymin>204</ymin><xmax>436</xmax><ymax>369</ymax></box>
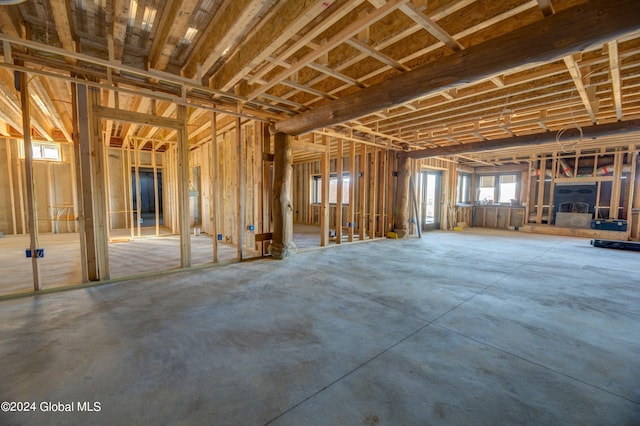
<box><xmin>25</xmin><ymin>248</ymin><xmax>45</xmax><ymax>258</ymax></box>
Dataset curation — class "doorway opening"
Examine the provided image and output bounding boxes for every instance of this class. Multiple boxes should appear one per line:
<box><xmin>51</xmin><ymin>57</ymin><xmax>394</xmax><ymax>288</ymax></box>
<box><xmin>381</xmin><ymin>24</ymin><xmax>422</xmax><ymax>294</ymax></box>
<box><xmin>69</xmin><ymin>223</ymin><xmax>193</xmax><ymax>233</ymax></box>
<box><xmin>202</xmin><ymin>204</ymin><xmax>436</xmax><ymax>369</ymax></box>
<box><xmin>132</xmin><ymin>168</ymin><xmax>163</xmax><ymax>227</ymax></box>
<box><xmin>420</xmin><ymin>171</ymin><xmax>442</xmax><ymax>231</ymax></box>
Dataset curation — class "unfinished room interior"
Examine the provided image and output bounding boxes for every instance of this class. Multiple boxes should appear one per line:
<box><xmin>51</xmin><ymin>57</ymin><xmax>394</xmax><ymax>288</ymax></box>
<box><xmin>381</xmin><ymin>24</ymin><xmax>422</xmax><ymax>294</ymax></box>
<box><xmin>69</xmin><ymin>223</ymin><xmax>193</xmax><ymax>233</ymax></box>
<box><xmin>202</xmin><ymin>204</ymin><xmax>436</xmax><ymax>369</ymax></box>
<box><xmin>1</xmin><ymin>0</ymin><xmax>639</xmax><ymax>424</ymax></box>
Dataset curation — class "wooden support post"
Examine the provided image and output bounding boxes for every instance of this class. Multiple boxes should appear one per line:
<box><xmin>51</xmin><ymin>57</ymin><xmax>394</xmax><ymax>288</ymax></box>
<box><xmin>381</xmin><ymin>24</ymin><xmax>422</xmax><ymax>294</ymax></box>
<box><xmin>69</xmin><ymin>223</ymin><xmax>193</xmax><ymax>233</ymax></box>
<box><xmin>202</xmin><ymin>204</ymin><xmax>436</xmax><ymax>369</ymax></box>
<box><xmin>359</xmin><ymin>144</ymin><xmax>366</xmax><ymax>240</ymax></box>
<box><xmin>380</xmin><ymin>148</ymin><xmax>387</xmax><ymax>237</ymax></box>
<box><xmin>16</xmin><ymin>155</ymin><xmax>26</xmax><ymax>234</ymax></box>
<box><xmin>336</xmin><ymin>138</ymin><xmax>343</xmax><ymax>244</ymax></box>
<box><xmin>320</xmin><ymin>134</ymin><xmax>329</xmax><ymax>246</ymax></box>
<box><xmin>5</xmin><ymin>139</ymin><xmax>17</xmax><ymax>234</ymax></box>
<box><xmin>386</xmin><ymin>151</ymin><xmax>394</xmax><ymax>235</ymax></box>
<box><xmin>269</xmin><ymin>132</ymin><xmax>296</xmax><ymax>259</ymax></box>
<box><xmin>536</xmin><ymin>155</ymin><xmax>546</xmax><ymax>224</ymax></box>
<box><xmin>120</xmin><ymin>142</ymin><xmax>127</xmax><ymax>231</ymax></box>
<box><xmin>548</xmin><ymin>153</ymin><xmax>557</xmax><ymax>222</ymax></box>
<box><xmin>255</xmin><ymin>124</ymin><xmax>263</xmax><ymax>251</ymax></box>
<box><xmin>177</xmin><ymin>105</ymin><xmax>191</xmax><ymax>268</ymax></box>
<box><xmin>368</xmin><ymin>147</ymin><xmax>378</xmax><ymax>240</ymax></box>
<box><xmin>103</xmin><ymin>123</ymin><xmax>112</xmax><ymax>242</ymax></box>
<box><xmin>630</xmin><ymin>151</ymin><xmax>639</xmax><ymax>239</ymax></box>
<box><xmin>633</xmin><ymin>151</ymin><xmax>640</xmax><ymax>209</ymax></box>
<box><xmin>172</xmin><ymin>145</ymin><xmax>179</xmax><ymax>233</ymax></box>
<box><xmin>348</xmin><ymin>140</ymin><xmax>355</xmax><ymax>242</ymax></box>
<box><xmin>69</xmin><ymin>140</ymin><xmax>79</xmax><ymax>233</ymax></box>
<box><xmin>75</xmin><ymin>83</ymin><xmax>98</xmax><ymax>281</ymax></box>
<box><xmin>410</xmin><ymin>176</ymin><xmax>421</xmax><ymax>238</ymax></box>
<box><xmin>89</xmin><ymin>86</ymin><xmax>109</xmax><ymax>280</ymax></box>
<box><xmin>595</xmin><ymin>181</ymin><xmax>603</xmax><ymax>219</ymax></box>
<box><xmin>254</xmin><ymin>123</ymin><xmax>261</xmax><ymax>252</ymax></box>
<box><xmin>524</xmin><ymin>154</ymin><xmax>536</xmax><ymax>226</ymax></box>
<box><xmin>46</xmin><ymin>162</ymin><xmax>54</xmax><ymax>232</ymax></box>
<box><xmin>18</xmin><ymin>70</ymin><xmax>41</xmax><ymax>290</ymax></box>
<box><xmin>262</xmin><ymin>124</ymin><xmax>272</xmax><ymax>255</ymax></box>
<box><xmin>126</xmin><ymin>142</ymin><xmax>134</xmax><ymax>238</ymax></box>
<box><xmin>153</xmin><ymin>141</ymin><xmax>160</xmax><ymax>236</ymax></box>
<box><xmin>609</xmin><ymin>151</ymin><xmax>624</xmax><ymax>219</ymax></box>
<box><xmin>394</xmin><ymin>153</ymin><xmax>411</xmax><ymax>238</ymax></box>
<box><xmin>135</xmin><ymin>141</ymin><xmax>142</xmax><ymax>237</ymax></box>
<box><xmin>236</xmin><ymin>115</ymin><xmax>243</xmax><ymax>260</ymax></box>
<box><xmin>71</xmin><ymin>83</ymin><xmax>88</xmax><ymax>282</ymax></box>
<box><xmin>524</xmin><ymin>158</ymin><xmax>533</xmax><ymax>223</ymax></box>
<box><xmin>211</xmin><ymin>111</ymin><xmax>219</xmax><ymax>262</ymax></box>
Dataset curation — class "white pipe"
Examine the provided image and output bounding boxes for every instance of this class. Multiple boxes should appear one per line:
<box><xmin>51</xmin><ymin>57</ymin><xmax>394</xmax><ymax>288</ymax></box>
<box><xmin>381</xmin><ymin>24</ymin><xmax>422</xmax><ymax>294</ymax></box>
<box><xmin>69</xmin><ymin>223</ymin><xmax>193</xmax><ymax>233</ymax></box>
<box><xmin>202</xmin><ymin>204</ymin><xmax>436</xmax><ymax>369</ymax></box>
<box><xmin>531</xmin><ymin>169</ymin><xmax>553</xmax><ymax>177</ymax></box>
<box><xmin>595</xmin><ymin>164</ymin><xmax>632</xmax><ymax>175</ymax></box>
<box><xmin>559</xmin><ymin>158</ymin><xmax>573</xmax><ymax>177</ymax></box>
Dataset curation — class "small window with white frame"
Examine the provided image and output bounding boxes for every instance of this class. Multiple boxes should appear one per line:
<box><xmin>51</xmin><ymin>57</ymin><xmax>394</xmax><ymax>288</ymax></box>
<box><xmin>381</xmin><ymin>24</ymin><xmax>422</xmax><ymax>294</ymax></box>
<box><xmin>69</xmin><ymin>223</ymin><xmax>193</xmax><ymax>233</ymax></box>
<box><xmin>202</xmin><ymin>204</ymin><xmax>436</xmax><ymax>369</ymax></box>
<box><xmin>17</xmin><ymin>140</ymin><xmax>62</xmax><ymax>161</ymax></box>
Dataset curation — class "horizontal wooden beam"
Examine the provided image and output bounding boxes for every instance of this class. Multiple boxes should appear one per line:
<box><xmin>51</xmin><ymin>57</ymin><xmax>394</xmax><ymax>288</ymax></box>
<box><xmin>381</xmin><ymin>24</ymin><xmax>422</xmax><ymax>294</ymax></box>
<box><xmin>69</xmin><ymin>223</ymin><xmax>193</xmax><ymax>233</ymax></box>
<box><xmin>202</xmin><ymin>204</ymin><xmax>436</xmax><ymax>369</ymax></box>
<box><xmin>291</xmin><ymin>139</ymin><xmax>329</xmax><ymax>153</ymax></box>
<box><xmin>403</xmin><ymin>120</ymin><xmax>640</xmax><ymax>159</ymax></box>
<box><xmin>93</xmin><ymin>105</ymin><xmax>184</xmax><ymax>129</ymax></box>
<box><xmin>255</xmin><ymin>232</ymin><xmax>273</xmax><ymax>242</ymax></box>
<box><xmin>274</xmin><ymin>0</ymin><xmax>640</xmax><ymax>136</ymax></box>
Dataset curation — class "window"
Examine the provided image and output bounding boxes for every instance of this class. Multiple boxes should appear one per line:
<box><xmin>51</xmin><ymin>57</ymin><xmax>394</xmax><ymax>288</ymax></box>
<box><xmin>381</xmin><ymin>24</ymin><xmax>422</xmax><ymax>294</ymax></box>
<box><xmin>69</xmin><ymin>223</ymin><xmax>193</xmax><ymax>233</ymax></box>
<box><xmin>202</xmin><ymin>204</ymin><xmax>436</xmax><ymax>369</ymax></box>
<box><xmin>312</xmin><ymin>174</ymin><xmax>350</xmax><ymax>204</ymax></box>
<box><xmin>18</xmin><ymin>140</ymin><xmax>61</xmax><ymax>161</ymax></box>
<box><xmin>478</xmin><ymin>175</ymin><xmax>495</xmax><ymax>203</ymax></box>
<box><xmin>498</xmin><ymin>174</ymin><xmax>517</xmax><ymax>203</ymax></box>
<box><xmin>457</xmin><ymin>172</ymin><xmax>471</xmax><ymax>204</ymax></box>
<box><xmin>477</xmin><ymin>173</ymin><xmax>519</xmax><ymax>204</ymax></box>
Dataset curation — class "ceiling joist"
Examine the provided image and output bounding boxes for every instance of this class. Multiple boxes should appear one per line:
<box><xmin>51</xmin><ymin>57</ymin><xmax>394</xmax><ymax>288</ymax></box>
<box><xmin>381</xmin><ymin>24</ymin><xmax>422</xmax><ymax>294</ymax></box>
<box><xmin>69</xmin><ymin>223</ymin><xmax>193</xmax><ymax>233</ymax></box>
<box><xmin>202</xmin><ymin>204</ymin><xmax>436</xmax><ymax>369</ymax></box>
<box><xmin>275</xmin><ymin>0</ymin><xmax>640</xmax><ymax>136</ymax></box>
<box><xmin>404</xmin><ymin>119</ymin><xmax>640</xmax><ymax>159</ymax></box>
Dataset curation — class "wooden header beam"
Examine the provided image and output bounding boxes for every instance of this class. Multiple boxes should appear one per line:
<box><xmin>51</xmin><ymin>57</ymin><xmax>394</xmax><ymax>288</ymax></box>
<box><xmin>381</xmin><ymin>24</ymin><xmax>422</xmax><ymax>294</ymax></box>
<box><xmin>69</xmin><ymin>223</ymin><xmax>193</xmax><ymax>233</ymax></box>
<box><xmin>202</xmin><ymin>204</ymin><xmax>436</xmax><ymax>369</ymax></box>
<box><xmin>403</xmin><ymin>120</ymin><xmax>640</xmax><ymax>160</ymax></box>
<box><xmin>93</xmin><ymin>105</ymin><xmax>184</xmax><ymax>129</ymax></box>
<box><xmin>274</xmin><ymin>0</ymin><xmax>640</xmax><ymax>136</ymax></box>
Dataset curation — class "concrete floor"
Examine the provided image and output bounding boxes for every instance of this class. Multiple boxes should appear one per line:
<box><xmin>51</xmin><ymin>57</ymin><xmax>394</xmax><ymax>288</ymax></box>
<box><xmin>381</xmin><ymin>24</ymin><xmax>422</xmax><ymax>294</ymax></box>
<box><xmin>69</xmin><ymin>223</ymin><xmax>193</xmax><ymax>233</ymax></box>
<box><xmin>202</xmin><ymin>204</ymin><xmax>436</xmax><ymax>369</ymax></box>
<box><xmin>0</xmin><ymin>229</ymin><xmax>638</xmax><ymax>425</ymax></box>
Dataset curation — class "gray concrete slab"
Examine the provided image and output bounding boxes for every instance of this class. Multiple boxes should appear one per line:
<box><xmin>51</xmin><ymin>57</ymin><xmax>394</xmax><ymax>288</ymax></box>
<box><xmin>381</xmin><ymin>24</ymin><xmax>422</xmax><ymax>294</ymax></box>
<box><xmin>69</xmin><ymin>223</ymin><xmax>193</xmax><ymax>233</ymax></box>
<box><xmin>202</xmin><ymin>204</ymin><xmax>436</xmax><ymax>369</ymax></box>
<box><xmin>0</xmin><ymin>229</ymin><xmax>638</xmax><ymax>425</ymax></box>
<box><xmin>274</xmin><ymin>326</ymin><xmax>639</xmax><ymax>425</ymax></box>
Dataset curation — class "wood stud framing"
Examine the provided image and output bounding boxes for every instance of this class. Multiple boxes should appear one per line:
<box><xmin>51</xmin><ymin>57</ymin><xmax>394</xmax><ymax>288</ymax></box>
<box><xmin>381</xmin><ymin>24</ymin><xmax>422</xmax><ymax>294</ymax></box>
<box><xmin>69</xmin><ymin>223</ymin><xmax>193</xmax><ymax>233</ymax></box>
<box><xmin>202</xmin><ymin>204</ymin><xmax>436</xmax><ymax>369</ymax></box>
<box><xmin>2</xmin><ymin>0</ymin><xmax>640</xmax><ymax>295</ymax></box>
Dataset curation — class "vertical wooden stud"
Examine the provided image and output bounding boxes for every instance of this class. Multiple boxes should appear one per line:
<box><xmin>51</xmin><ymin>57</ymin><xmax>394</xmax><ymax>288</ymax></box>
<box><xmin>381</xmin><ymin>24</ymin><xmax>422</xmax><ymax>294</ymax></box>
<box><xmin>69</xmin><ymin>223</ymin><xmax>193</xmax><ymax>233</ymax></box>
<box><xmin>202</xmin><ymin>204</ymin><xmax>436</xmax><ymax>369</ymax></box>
<box><xmin>536</xmin><ymin>155</ymin><xmax>546</xmax><ymax>224</ymax></box>
<box><xmin>153</xmin><ymin>141</ymin><xmax>160</xmax><ymax>236</ymax></box>
<box><xmin>5</xmin><ymin>139</ymin><xmax>17</xmax><ymax>234</ymax></box>
<box><xmin>348</xmin><ymin>140</ymin><xmax>355</xmax><ymax>242</ymax></box>
<box><xmin>177</xmin><ymin>105</ymin><xmax>191</xmax><ymax>268</ymax></box>
<box><xmin>386</xmin><ymin>150</ymin><xmax>394</xmax><ymax>235</ymax></box>
<box><xmin>359</xmin><ymin>144</ymin><xmax>366</xmax><ymax>240</ymax></box>
<box><xmin>211</xmin><ymin>111</ymin><xmax>219</xmax><ymax>262</ymax></box>
<box><xmin>369</xmin><ymin>147</ymin><xmax>378</xmax><ymax>240</ymax></box>
<box><xmin>76</xmin><ymin>83</ymin><xmax>98</xmax><ymax>281</ymax></box>
<box><xmin>236</xmin><ymin>115</ymin><xmax>243</xmax><ymax>260</ymax></box>
<box><xmin>135</xmin><ymin>141</ymin><xmax>142</xmax><ymax>237</ymax></box>
<box><xmin>320</xmin><ymin>135</ymin><xmax>329</xmax><ymax>246</ymax></box>
<box><xmin>71</xmin><ymin>83</ymin><xmax>88</xmax><ymax>282</ymax></box>
<box><xmin>610</xmin><ymin>150</ymin><xmax>624</xmax><ymax>219</ymax></box>
<box><xmin>262</xmin><ymin>124</ymin><xmax>271</xmax><ymax>254</ymax></box>
<box><xmin>19</xmin><ymin>70</ymin><xmax>41</xmax><ymax>290</ymax></box>
<box><xmin>89</xmin><ymin>86</ymin><xmax>109</xmax><ymax>279</ymax></box>
<box><xmin>336</xmin><ymin>138</ymin><xmax>343</xmax><ymax>244</ymax></box>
